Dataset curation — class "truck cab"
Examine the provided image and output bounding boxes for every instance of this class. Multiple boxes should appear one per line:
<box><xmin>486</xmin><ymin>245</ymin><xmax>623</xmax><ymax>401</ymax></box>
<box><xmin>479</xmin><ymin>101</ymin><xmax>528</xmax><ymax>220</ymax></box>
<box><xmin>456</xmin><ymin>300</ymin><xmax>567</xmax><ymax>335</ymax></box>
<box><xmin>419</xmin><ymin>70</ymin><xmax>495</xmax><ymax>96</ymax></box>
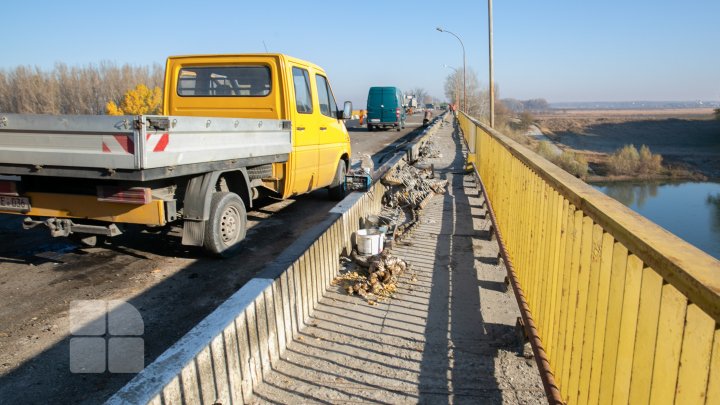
<box><xmin>164</xmin><ymin>54</ymin><xmax>352</xmax><ymax>199</ymax></box>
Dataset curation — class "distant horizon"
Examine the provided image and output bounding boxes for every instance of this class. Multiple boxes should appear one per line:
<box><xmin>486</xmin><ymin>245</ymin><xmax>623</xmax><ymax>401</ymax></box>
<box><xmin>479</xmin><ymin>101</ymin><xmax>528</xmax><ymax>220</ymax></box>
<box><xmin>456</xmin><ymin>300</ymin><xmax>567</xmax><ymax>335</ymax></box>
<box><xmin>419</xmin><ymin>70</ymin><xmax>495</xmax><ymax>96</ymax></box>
<box><xmin>1</xmin><ymin>57</ymin><xmax>716</xmax><ymax>108</ymax></box>
<box><xmin>546</xmin><ymin>100</ymin><xmax>720</xmax><ymax>105</ymax></box>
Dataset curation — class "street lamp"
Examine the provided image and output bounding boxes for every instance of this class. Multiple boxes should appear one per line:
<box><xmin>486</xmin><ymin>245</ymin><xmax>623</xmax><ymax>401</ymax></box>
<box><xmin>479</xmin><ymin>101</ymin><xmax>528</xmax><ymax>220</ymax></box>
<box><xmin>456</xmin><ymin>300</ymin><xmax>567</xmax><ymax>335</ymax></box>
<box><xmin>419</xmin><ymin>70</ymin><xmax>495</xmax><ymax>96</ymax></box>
<box><xmin>436</xmin><ymin>27</ymin><xmax>466</xmax><ymax>112</ymax></box>
<box><xmin>488</xmin><ymin>0</ymin><xmax>495</xmax><ymax>127</ymax></box>
<box><xmin>443</xmin><ymin>65</ymin><xmax>460</xmax><ymax>110</ymax></box>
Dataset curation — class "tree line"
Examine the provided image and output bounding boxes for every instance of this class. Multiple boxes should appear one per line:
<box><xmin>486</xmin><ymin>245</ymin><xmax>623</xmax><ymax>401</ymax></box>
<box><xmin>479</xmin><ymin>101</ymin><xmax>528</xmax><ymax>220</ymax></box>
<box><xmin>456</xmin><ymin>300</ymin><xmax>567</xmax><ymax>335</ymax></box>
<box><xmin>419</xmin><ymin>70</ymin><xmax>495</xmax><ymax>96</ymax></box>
<box><xmin>501</xmin><ymin>98</ymin><xmax>550</xmax><ymax>113</ymax></box>
<box><xmin>0</xmin><ymin>63</ymin><xmax>163</xmax><ymax>115</ymax></box>
<box><xmin>442</xmin><ymin>68</ymin><xmax>553</xmax><ymax>122</ymax></box>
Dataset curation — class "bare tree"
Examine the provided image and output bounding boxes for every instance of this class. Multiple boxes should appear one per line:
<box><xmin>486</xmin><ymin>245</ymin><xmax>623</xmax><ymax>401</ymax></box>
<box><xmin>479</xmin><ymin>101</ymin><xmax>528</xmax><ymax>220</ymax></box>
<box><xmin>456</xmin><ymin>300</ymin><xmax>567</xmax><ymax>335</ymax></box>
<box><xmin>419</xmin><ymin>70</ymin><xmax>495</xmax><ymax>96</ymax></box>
<box><xmin>5</xmin><ymin>66</ymin><xmax>59</xmax><ymax>114</ymax></box>
<box><xmin>0</xmin><ymin>62</ymin><xmax>165</xmax><ymax>115</ymax></box>
<box><xmin>444</xmin><ymin>67</ymin><xmax>490</xmax><ymax>119</ymax></box>
<box><xmin>0</xmin><ymin>70</ymin><xmax>10</xmax><ymax>113</ymax></box>
<box><xmin>412</xmin><ymin>87</ymin><xmax>429</xmax><ymax>105</ymax></box>
<box><xmin>443</xmin><ymin>71</ymin><xmax>462</xmax><ymax>107</ymax></box>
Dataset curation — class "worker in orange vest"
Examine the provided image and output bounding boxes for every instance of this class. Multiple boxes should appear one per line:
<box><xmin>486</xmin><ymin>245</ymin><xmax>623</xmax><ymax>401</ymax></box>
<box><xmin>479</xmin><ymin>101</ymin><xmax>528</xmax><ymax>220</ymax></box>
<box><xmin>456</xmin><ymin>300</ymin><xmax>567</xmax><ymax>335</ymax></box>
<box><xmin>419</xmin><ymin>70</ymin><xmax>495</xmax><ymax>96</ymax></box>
<box><xmin>359</xmin><ymin>109</ymin><xmax>366</xmax><ymax>126</ymax></box>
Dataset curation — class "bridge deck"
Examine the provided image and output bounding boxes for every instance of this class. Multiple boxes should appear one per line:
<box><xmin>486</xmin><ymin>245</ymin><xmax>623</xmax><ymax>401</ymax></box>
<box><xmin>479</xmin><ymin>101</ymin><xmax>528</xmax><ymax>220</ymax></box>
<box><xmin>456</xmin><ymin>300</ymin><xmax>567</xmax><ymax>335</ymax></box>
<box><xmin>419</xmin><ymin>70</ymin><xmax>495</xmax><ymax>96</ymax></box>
<box><xmin>252</xmin><ymin>119</ymin><xmax>548</xmax><ymax>404</ymax></box>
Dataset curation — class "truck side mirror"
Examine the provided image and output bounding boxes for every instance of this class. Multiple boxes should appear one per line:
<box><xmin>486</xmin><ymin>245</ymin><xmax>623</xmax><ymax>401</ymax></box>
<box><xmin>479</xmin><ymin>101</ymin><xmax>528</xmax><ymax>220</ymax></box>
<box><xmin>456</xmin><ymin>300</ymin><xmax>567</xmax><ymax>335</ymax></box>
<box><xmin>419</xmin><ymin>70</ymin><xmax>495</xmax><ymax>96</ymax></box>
<box><xmin>338</xmin><ymin>101</ymin><xmax>352</xmax><ymax>120</ymax></box>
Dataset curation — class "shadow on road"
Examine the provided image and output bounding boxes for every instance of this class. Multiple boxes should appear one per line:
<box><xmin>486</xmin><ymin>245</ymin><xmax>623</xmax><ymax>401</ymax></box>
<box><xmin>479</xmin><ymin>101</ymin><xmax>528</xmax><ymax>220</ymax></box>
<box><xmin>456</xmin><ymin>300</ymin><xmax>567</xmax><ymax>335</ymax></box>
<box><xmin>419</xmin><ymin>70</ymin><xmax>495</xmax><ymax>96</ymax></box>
<box><xmin>0</xmin><ymin>189</ymin><xmax>337</xmax><ymax>404</ymax></box>
<box><xmin>416</xmin><ymin>122</ymin><xmax>515</xmax><ymax>404</ymax></box>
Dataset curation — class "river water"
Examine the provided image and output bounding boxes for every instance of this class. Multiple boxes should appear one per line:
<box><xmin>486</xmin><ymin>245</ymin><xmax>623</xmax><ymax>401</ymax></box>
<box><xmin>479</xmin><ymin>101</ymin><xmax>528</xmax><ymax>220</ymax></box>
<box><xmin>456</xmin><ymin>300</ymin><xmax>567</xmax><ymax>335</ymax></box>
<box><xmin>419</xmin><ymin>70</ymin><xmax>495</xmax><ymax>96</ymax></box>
<box><xmin>592</xmin><ymin>181</ymin><xmax>720</xmax><ymax>260</ymax></box>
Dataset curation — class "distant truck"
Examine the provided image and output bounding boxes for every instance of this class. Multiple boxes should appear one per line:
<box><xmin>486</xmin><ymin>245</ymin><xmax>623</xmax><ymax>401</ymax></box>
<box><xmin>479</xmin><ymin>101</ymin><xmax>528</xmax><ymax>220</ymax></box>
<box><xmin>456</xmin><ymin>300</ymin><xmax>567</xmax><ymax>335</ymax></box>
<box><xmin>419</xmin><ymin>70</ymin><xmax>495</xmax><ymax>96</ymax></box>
<box><xmin>0</xmin><ymin>54</ymin><xmax>352</xmax><ymax>256</ymax></box>
<box><xmin>366</xmin><ymin>86</ymin><xmax>406</xmax><ymax>131</ymax></box>
<box><xmin>405</xmin><ymin>97</ymin><xmax>418</xmax><ymax>115</ymax></box>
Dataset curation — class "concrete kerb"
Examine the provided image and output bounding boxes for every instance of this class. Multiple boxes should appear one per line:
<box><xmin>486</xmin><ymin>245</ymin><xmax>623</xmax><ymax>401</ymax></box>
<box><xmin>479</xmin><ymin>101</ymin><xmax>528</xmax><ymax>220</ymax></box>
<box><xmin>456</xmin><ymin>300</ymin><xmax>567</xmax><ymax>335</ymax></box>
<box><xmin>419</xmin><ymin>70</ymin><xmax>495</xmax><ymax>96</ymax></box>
<box><xmin>371</xmin><ymin>114</ymin><xmax>444</xmax><ymax>181</ymax></box>
<box><xmin>107</xmin><ymin>116</ymin><xmax>446</xmax><ymax>405</ymax></box>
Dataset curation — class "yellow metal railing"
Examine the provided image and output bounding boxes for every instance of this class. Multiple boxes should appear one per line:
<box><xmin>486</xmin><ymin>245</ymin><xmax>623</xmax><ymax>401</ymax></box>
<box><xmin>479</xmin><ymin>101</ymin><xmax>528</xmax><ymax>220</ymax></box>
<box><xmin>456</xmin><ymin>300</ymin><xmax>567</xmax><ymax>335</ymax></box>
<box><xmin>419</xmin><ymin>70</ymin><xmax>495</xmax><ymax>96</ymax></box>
<box><xmin>458</xmin><ymin>112</ymin><xmax>720</xmax><ymax>405</ymax></box>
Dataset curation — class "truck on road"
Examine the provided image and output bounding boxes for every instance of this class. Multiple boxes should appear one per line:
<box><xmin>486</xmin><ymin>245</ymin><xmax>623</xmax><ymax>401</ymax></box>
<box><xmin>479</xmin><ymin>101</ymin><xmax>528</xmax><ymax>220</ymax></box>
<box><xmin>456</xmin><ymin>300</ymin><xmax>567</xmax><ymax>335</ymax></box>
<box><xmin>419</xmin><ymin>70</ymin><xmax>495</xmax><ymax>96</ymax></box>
<box><xmin>0</xmin><ymin>54</ymin><xmax>352</xmax><ymax>256</ymax></box>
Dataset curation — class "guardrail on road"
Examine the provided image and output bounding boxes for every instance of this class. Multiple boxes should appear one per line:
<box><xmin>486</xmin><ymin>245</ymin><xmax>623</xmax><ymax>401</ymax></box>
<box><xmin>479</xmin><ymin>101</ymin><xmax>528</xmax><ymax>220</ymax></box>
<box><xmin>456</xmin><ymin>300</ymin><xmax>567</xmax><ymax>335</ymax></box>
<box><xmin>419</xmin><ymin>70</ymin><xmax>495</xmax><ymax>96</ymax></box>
<box><xmin>458</xmin><ymin>112</ymin><xmax>720</xmax><ymax>405</ymax></box>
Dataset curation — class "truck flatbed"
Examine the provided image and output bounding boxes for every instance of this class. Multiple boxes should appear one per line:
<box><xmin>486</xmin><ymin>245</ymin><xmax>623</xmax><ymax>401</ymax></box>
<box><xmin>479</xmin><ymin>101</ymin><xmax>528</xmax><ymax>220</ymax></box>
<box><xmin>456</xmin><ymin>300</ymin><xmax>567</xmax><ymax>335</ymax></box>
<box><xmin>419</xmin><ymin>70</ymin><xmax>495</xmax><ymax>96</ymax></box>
<box><xmin>0</xmin><ymin>113</ymin><xmax>292</xmax><ymax>180</ymax></box>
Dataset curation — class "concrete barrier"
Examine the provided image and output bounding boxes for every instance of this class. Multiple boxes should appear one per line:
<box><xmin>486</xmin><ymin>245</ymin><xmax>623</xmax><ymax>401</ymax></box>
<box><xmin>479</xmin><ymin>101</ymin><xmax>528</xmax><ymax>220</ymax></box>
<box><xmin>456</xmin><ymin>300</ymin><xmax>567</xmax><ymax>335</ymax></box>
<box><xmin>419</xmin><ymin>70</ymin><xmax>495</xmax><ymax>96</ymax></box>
<box><xmin>107</xmin><ymin>116</ymin><xmax>445</xmax><ymax>405</ymax></box>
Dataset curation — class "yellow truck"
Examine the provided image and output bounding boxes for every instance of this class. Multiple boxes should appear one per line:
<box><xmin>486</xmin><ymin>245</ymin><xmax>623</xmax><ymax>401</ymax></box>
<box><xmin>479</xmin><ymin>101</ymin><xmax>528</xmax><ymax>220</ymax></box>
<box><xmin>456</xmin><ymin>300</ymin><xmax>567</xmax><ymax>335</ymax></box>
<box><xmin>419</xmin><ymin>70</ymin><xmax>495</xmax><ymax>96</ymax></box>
<box><xmin>0</xmin><ymin>54</ymin><xmax>352</xmax><ymax>256</ymax></box>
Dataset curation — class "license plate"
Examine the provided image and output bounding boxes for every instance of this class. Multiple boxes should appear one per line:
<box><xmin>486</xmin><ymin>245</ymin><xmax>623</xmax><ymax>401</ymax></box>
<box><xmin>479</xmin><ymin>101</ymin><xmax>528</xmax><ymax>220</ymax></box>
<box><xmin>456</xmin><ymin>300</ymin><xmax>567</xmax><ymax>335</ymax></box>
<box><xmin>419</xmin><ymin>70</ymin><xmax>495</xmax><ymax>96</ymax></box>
<box><xmin>0</xmin><ymin>195</ymin><xmax>30</xmax><ymax>212</ymax></box>
<box><xmin>370</xmin><ymin>119</ymin><xmax>380</xmax><ymax>123</ymax></box>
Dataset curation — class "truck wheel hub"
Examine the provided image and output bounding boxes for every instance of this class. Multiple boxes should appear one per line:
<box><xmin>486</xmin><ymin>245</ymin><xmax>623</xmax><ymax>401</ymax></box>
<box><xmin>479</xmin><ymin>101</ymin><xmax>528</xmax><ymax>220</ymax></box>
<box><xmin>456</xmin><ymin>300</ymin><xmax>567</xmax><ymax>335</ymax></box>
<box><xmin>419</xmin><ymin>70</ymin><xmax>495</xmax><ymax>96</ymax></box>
<box><xmin>220</xmin><ymin>206</ymin><xmax>240</xmax><ymax>244</ymax></box>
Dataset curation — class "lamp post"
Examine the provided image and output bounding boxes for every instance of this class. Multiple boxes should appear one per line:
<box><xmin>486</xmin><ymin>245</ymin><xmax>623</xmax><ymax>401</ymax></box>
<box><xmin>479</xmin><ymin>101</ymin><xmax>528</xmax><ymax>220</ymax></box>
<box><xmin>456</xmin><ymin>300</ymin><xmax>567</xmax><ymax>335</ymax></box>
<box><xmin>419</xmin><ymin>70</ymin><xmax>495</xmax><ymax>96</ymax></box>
<box><xmin>436</xmin><ymin>27</ymin><xmax>465</xmax><ymax>112</ymax></box>
<box><xmin>488</xmin><ymin>0</ymin><xmax>495</xmax><ymax>127</ymax></box>
<box><xmin>443</xmin><ymin>64</ymin><xmax>460</xmax><ymax>110</ymax></box>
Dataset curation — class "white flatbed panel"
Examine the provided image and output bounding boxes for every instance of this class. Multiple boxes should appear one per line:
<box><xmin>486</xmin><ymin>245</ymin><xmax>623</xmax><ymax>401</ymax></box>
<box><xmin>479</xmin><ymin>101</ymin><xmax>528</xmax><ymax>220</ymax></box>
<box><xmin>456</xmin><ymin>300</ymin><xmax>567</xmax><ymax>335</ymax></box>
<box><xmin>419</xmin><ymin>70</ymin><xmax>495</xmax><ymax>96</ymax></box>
<box><xmin>0</xmin><ymin>114</ymin><xmax>292</xmax><ymax>171</ymax></box>
<box><xmin>142</xmin><ymin>116</ymin><xmax>292</xmax><ymax>169</ymax></box>
<box><xmin>0</xmin><ymin>114</ymin><xmax>138</xmax><ymax>169</ymax></box>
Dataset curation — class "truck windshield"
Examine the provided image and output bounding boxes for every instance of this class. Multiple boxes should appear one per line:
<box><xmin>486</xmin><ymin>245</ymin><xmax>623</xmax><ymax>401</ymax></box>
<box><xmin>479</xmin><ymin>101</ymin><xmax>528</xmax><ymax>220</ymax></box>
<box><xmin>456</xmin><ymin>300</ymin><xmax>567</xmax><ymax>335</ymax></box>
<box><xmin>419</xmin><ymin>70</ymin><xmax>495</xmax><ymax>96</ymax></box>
<box><xmin>177</xmin><ymin>66</ymin><xmax>271</xmax><ymax>97</ymax></box>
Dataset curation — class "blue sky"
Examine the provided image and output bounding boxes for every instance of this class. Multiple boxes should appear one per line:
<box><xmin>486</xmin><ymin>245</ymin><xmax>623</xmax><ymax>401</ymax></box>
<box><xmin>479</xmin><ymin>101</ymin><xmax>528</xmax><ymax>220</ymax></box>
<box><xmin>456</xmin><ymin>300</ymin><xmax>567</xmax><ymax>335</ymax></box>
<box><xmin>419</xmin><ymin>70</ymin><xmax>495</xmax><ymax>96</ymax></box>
<box><xmin>2</xmin><ymin>0</ymin><xmax>718</xmax><ymax>107</ymax></box>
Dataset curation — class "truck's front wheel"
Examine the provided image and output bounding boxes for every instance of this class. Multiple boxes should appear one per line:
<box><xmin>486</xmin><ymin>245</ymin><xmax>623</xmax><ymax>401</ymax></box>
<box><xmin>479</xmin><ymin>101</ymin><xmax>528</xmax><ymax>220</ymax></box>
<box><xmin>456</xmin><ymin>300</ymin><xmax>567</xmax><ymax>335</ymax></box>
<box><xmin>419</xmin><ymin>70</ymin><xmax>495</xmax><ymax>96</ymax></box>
<box><xmin>204</xmin><ymin>192</ymin><xmax>247</xmax><ymax>257</ymax></box>
<box><xmin>328</xmin><ymin>160</ymin><xmax>347</xmax><ymax>201</ymax></box>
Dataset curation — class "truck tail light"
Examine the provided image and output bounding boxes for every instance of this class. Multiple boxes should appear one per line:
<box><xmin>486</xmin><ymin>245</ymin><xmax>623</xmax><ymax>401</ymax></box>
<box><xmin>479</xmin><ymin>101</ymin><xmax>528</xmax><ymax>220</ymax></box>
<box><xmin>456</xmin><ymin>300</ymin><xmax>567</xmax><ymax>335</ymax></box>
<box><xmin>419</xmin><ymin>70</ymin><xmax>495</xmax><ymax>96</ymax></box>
<box><xmin>396</xmin><ymin>108</ymin><xmax>400</xmax><ymax>118</ymax></box>
<box><xmin>97</xmin><ymin>186</ymin><xmax>151</xmax><ymax>204</ymax></box>
<box><xmin>0</xmin><ymin>181</ymin><xmax>19</xmax><ymax>196</ymax></box>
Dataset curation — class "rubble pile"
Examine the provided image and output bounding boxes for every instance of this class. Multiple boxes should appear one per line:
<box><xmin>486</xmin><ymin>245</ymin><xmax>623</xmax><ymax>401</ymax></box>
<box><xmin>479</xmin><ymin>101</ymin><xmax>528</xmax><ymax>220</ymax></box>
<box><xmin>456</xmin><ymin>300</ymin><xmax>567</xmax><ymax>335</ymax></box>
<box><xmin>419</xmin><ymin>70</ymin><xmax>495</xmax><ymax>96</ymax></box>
<box><xmin>381</xmin><ymin>161</ymin><xmax>448</xmax><ymax>210</ymax></box>
<box><xmin>378</xmin><ymin>159</ymin><xmax>448</xmax><ymax>241</ymax></box>
<box><xmin>419</xmin><ymin>139</ymin><xmax>442</xmax><ymax>159</ymax></box>
<box><xmin>332</xmin><ymin>249</ymin><xmax>410</xmax><ymax>304</ymax></box>
<box><xmin>335</xmin><ymin>130</ymin><xmax>446</xmax><ymax>305</ymax></box>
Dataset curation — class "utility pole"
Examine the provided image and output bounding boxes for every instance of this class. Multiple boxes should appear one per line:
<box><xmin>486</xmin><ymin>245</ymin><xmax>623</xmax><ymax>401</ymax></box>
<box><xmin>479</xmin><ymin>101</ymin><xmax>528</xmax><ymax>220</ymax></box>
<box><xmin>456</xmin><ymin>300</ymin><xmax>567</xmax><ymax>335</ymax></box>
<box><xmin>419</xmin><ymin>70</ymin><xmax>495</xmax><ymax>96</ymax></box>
<box><xmin>488</xmin><ymin>0</ymin><xmax>495</xmax><ymax>127</ymax></box>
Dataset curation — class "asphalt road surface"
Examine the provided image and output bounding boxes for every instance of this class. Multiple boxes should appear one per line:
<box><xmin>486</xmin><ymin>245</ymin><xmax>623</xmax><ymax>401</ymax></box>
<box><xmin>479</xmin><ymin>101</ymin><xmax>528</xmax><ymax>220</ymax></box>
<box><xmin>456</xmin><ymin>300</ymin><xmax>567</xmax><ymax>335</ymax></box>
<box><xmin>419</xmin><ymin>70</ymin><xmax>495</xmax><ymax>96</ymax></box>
<box><xmin>0</xmin><ymin>113</ymin><xmax>428</xmax><ymax>404</ymax></box>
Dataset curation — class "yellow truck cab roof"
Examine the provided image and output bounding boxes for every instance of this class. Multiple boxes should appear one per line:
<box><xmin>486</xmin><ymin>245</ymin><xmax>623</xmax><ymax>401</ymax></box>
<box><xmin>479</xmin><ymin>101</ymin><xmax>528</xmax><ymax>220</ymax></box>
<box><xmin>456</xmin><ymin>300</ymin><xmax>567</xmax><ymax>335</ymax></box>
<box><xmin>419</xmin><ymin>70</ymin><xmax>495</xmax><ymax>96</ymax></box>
<box><xmin>166</xmin><ymin>53</ymin><xmax>320</xmax><ymax>67</ymax></box>
<box><xmin>163</xmin><ymin>53</ymin><xmax>326</xmax><ymax>119</ymax></box>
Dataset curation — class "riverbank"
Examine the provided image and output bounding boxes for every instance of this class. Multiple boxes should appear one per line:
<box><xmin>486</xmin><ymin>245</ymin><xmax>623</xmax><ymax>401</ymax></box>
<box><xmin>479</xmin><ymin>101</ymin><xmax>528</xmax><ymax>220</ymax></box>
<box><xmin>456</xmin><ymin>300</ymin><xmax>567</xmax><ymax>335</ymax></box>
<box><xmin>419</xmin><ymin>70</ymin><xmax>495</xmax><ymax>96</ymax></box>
<box><xmin>534</xmin><ymin>108</ymin><xmax>720</xmax><ymax>181</ymax></box>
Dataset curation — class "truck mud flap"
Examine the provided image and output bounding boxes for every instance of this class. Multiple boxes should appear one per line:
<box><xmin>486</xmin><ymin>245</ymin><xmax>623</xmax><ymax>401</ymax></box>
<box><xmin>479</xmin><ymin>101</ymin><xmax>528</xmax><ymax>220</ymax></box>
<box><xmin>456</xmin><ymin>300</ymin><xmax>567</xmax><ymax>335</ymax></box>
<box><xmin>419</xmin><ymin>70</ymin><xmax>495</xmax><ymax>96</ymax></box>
<box><xmin>181</xmin><ymin>219</ymin><xmax>205</xmax><ymax>246</ymax></box>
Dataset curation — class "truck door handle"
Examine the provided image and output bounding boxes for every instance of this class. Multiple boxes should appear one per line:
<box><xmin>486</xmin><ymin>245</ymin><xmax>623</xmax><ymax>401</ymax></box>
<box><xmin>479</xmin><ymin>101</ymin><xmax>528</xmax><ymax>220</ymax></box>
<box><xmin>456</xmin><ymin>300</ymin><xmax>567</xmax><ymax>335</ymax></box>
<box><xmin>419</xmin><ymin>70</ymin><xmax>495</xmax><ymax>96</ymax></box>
<box><xmin>296</xmin><ymin>126</ymin><xmax>305</xmax><ymax>131</ymax></box>
<box><xmin>319</xmin><ymin>127</ymin><xmax>327</xmax><ymax>131</ymax></box>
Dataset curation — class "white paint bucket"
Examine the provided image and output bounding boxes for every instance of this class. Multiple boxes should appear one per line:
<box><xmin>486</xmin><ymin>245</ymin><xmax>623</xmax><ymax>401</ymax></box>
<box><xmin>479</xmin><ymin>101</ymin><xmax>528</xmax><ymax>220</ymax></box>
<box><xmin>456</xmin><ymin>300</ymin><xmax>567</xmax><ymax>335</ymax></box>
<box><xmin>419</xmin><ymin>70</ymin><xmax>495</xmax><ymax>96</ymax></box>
<box><xmin>356</xmin><ymin>228</ymin><xmax>384</xmax><ymax>255</ymax></box>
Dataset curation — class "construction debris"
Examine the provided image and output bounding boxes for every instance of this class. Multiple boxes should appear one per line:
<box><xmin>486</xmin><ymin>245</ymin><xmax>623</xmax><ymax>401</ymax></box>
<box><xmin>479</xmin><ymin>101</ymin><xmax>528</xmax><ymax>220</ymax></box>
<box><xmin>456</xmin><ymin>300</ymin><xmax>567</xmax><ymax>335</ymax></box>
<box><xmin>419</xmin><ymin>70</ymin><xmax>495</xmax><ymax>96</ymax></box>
<box><xmin>419</xmin><ymin>139</ymin><xmax>442</xmax><ymax>159</ymax></box>
<box><xmin>333</xmin><ymin>249</ymin><xmax>410</xmax><ymax>304</ymax></box>
<box><xmin>335</xmin><ymin>131</ymin><xmax>445</xmax><ymax>305</ymax></box>
<box><xmin>378</xmin><ymin>153</ymin><xmax>448</xmax><ymax>243</ymax></box>
<box><xmin>382</xmin><ymin>161</ymin><xmax>448</xmax><ymax>210</ymax></box>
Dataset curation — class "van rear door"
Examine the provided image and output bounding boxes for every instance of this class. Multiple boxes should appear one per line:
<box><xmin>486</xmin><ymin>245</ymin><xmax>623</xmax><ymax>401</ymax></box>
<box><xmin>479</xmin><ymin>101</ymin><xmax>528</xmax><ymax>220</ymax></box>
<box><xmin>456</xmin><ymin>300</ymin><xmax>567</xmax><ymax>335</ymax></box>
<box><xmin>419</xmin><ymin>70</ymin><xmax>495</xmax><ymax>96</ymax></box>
<box><xmin>380</xmin><ymin>88</ymin><xmax>398</xmax><ymax>123</ymax></box>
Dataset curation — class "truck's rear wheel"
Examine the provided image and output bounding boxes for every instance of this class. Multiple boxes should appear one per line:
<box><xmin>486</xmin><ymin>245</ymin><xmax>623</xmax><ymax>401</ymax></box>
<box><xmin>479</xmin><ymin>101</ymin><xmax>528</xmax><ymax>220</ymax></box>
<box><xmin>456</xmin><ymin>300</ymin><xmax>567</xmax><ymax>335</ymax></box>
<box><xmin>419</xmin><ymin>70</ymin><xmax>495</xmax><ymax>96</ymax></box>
<box><xmin>328</xmin><ymin>160</ymin><xmax>347</xmax><ymax>201</ymax></box>
<box><xmin>203</xmin><ymin>192</ymin><xmax>247</xmax><ymax>257</ymax></box>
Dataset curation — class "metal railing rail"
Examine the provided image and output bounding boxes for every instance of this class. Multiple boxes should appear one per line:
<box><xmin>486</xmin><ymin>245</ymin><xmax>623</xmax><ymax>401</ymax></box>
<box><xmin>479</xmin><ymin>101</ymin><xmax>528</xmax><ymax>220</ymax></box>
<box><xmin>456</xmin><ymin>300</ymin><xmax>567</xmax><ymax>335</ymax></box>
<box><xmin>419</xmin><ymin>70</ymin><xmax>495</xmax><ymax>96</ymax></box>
<box><xmin>458</xmin><ymin>112</ymin><xmax>720</xmax><ymax>405</ymax></box>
